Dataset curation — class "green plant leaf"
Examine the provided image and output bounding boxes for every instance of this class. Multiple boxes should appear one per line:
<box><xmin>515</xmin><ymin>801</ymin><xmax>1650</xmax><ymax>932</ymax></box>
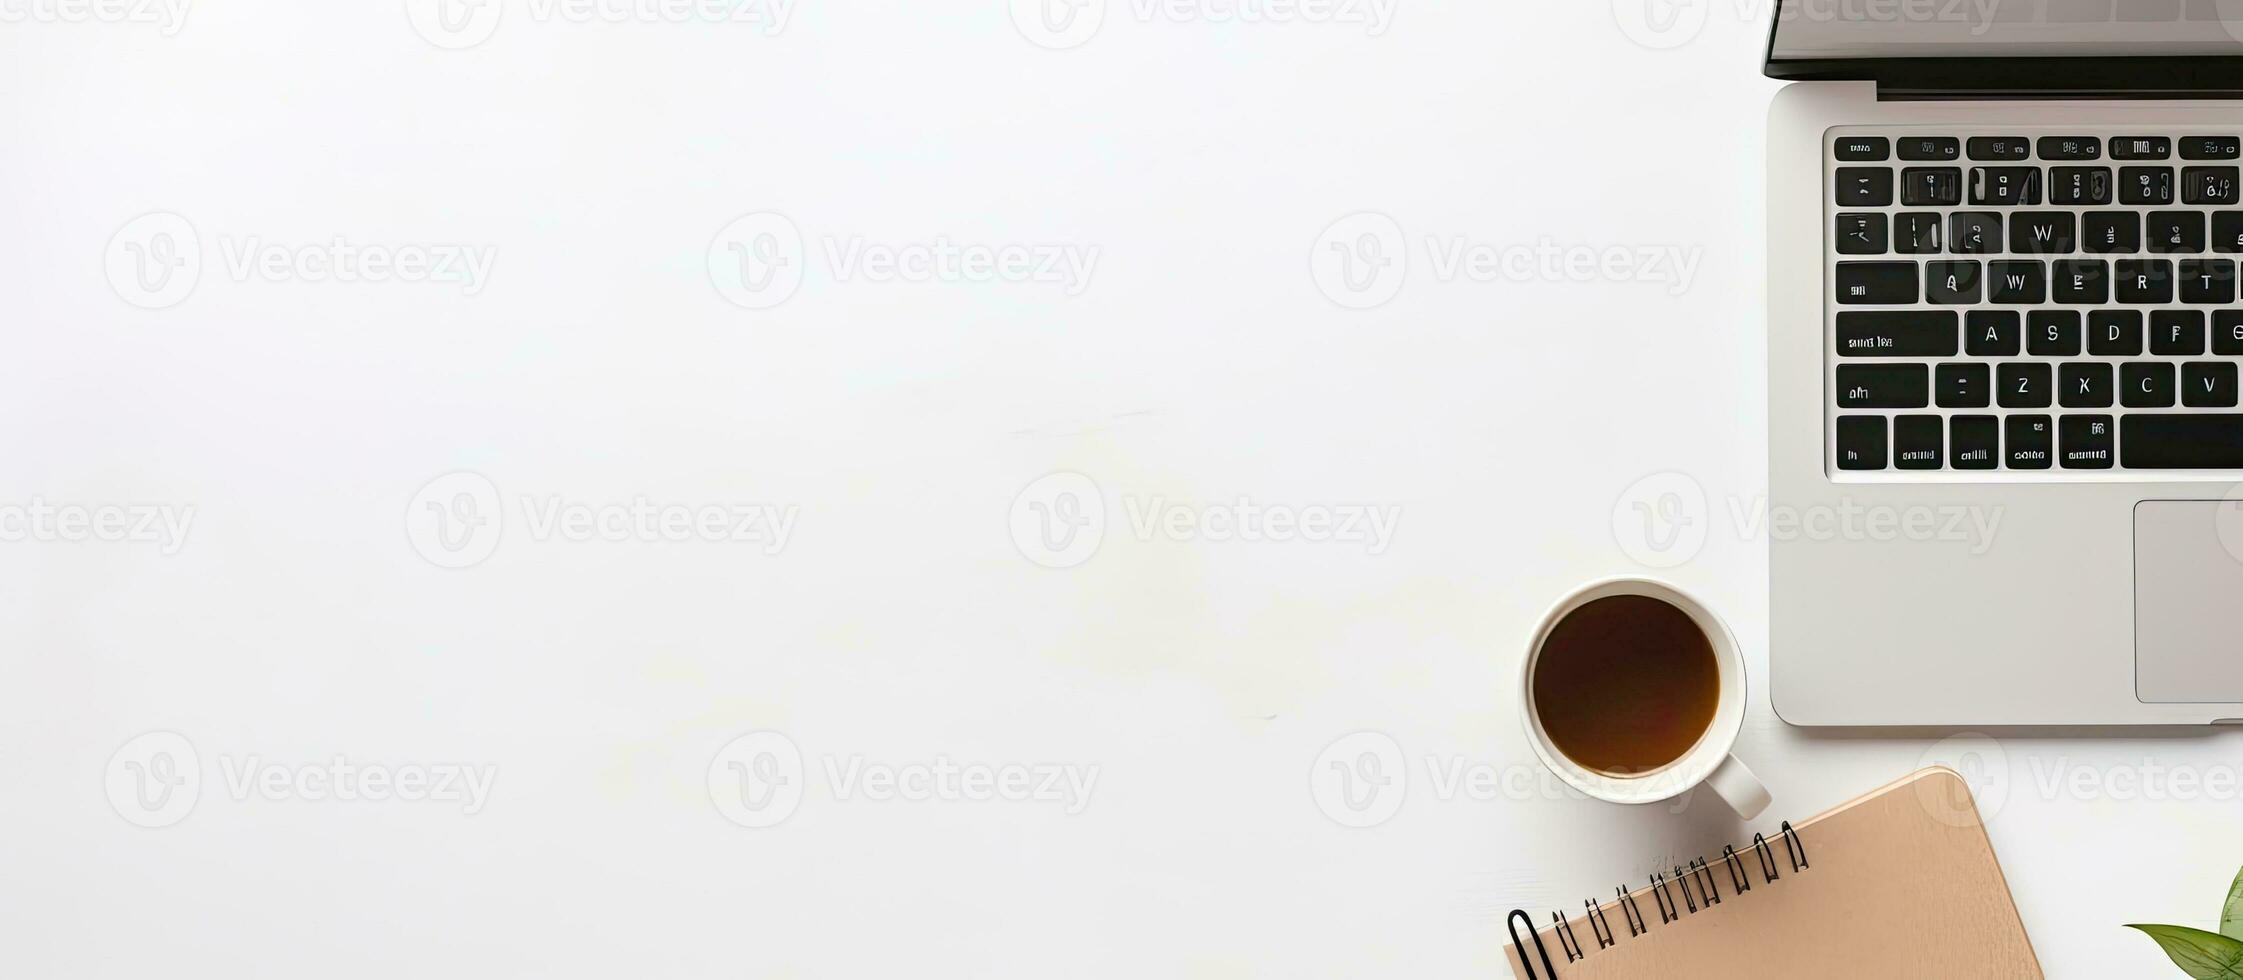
<box><xmin>2222</xmin><ymin>867</ymin><xmax>2243</xmax><ymax>942</ymax></box>
<box><xmin>2129</xmin><ymin>924</ymin><xmax>2243</xmax><ymax>979</ymax></box>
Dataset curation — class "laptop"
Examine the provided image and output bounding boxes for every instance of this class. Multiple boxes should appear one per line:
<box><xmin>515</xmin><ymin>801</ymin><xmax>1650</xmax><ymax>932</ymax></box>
<box><xmin>1766</xmin><ymin>0</ymin><xmax>2243</xmax><ymax>725</ymax></box>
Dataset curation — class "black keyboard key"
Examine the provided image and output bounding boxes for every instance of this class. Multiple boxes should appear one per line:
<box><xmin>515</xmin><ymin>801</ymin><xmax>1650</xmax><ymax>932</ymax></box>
<box><xmin>1967</xmin><ymin>137</ymin><xmax>2030</xmax><ymax>161</ymax></box>
<box><xmin>1938</xmin><ymin>362</ymin><xmax>1992</xmax><ymax>407</ymax></box>
<box><xmin>2089</xmin><ymin>310</ymin><xmax>2144</xmax><ymax>356</ymax></box>
<box><xmin>2186</xmin><ymin>166</ymin><xmax>2242</xmax><ymax>205</ymax></box>
<box><xmin>1836</xmin><ymin>312</ymin><xmax>1957</xmax><ymax>357</ymax></box>
<box><xmin>1951</xmin><ymin>416</ymin><xmax>2000</xmax><ymax>469</ymax></box>
<box><xmin>2121</xmin><ymin>415</ymin><xmax>2243</xmax><ymax>469</ymax></box>
<box><xmin>1925</xmin><ymin>261</ymin><xmax>1982</xmax><ymax>304</ymax></box>
<box><xmin>2084</xmin><ymin>212</ymin><xmax>2140</xmax><ymax>253</ymax></box>
<box><xmin>2060</xmin><ymin>415</ymin><xmax>2115</xmax><ymax>470</ymax></box>
<box><xmin>1836</xmin><ymin>416</ymin><xmax>1887</xmax><ymax>471</ymax></box>
<box><xmin>1971</xmin><ymin>167</ymin><xmax>2042</xmax><ymax>206</ymax></box>
<box><xmin>1999</xmin><ymin>362</ymin><xmax>2053</xmax><ymax>408</ymax></box>
<box><xmin>1948</xmin><ymin>212</ymin><xmax>2003</xmax><ymax>253</ymax></box>
<box><xmin>2122</xmin><ymin>167</ymin><xmax>2177</xmax><ymax>205</ymax></box>
<box><xmin>2006</xmin><ymin>415</ymin><xmax>2054</xmax><ymax>469</ymax></box>
<box><xmin>1966</xmin><ymin>310</ymin><xmax>2020</xmax><ymax>356</ymax></box>
<box><xmin>1836</xmin><ymin>213</ymin><xmax>1887</xmax><ymax>255</ymax></box>
<box><xmin>2010</xmin><ymin>212</ymin><xmax>2076</xmax><ymax>254</ymax></box>
<box><xmin>2051</xmin><ymin>167</ymin><xmax>2112</xmax><ymax>204</ymax></box>
<box><xmin>2217</xmin><ymin>311</ymin><xmax>2243</xmax><ymax>354</ymax></box>
<box><xmin>2183</xmin><ymin>136</ymin><xmax>2242</xmax><ymax>161</ymax></box>
<box><xmin>1836</xmin><ymin>262</ymin><xmax>1919</xmax><ymax>304</ymax></box>
<box><xmin>1837</xmin><ymin>168</ymin><xmax>1895</xmax><ymax>207</ymax></box>
<box><xmin>1899</xmin><ymin>137</ymin><xmax>1961</xmax><ymax>161</ymax></box>
<box><xmin>2051</xmin><ymin>260</ymin><xmax>2110</xmax><ymax>304</ymax></box>
<box><xmin>2038</xmin><ymin>137</ymin><xmax>2102</xmax><ymax>161</ymax></box>
<box><xmin>2060</xmin><ymin>362</ymin><xmax>2114</xmax><ymax>407</ymax></box>
<box><xmin>2116</xmin><ymin>259</ymin><xmax>2175</xmax><ymax>304</ymax></box>
<box><xmin>1837</xmin><ymin>364</ymin><xmax>1930</xmax><ymax>408</ymax></box>
<box><xmin>2124</xmin><ymin>361</ymin><xmax>2178</xmax><ymax>407</ymax></box>
<box><xmin>2186</xmin><ymin>362</ymin><xmax>2242</xmax><ymax>407</ymax></box>
<box><xmin>2148</xmin><ymin>211</ymin><xmax>2207</xmax><ymax>253</ymax></box>
<box><xmin>1894</xmin><ymin>415</ymin><xmax>1944</xmax><ymax>470</ymax></box>
<box><xmin>1989</xmin><ymin>261</ymin><xmax>2046</xmax><ymax>304</ymax></box>
<box><xmin>2153</xmin><ymin>310</ymin><xmax>2207</xmax><ymax>355</ymax></box>
<box><xmin>1895</xmin><ymin>212</ymin><xmax>1943</xmax><ymax>254</ymax></box>
<box><xmin>1902</xmin><ymin>167</ymin><xmax>1964</xmax><ymax>207</ymax></box>
<box><xmin>2217</xmin><ymin>213</ymin><xmax>2243</xmax><ymax>253</ymax></box>
<box><xmin>2028</xmin><ymin>310</ymin><xmax>2081</xmax><ymax>355</ymax></box>
<box><xmin>2181</xmin><ymin>259</ymin><xmax>2238</xmax><ymax>304</ymax></box>
<box><xmin>1835</xmin><ymin>136</ymin><xmax>1891</xmax><ymax>161</ymax></box>
<box><xmin>2113</xmin><ymin>137</ymin><xmax>2173</xmax><ymax>160</ymax></box>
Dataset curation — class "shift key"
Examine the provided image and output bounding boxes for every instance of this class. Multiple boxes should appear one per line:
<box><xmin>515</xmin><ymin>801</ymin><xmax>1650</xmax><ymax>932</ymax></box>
<box><xmin>1837</xmin><ymin>262</ymin><xmax>1920</xmax><ymax>304</ymax></box>
<box><xmin>1837</xmin><ymin>364</ymin><xmax>1931</xmax><ymax>408</ymax></box>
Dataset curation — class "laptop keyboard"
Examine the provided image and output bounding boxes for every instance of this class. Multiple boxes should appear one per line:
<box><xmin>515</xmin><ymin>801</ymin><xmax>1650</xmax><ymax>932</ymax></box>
<box><xmin>1826</xmin><ymin>129</ymin><xmax>2243</xmax><ymax>476</ymax></box>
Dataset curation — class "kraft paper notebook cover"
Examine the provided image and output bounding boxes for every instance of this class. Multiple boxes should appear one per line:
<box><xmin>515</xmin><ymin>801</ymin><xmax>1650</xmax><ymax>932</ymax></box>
<box><xmin>1503</xmin><ymin>767</ymin><xmax>2041</xmax><ymax>979</ymax></box>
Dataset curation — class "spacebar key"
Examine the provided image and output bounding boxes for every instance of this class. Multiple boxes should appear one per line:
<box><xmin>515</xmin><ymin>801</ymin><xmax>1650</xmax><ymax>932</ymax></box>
<box><xmin>2121</xmin><ymin>415</ymin><xmax>2243</xmax><ymax>469</ymax></box>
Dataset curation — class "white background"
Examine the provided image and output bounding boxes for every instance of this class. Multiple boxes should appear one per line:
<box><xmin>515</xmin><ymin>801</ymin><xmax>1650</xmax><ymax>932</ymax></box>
<box><xmin>2</xmin><ymin>0</ymin><xmax>2237</xmax><ymax>976</ymax></box>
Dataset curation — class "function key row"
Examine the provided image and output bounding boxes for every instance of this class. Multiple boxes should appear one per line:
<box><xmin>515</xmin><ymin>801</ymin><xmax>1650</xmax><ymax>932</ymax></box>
<box><xmin>1835</xmin><ymin>211</ymin><xmax>2243</xmax><ymax>256</ymax></box>
<box><xmin>1836</xmin><ymin>413</ymin><xmax>2243</xmax><ymax>471</ymax></box>
<box><xmin>1836</xmin><ymin>166</ymin><xmax>2237</xmax><ymax>208</ymax></box>
<box><xmin>1836</xmin><ymin>136</ymin><xmax>2243</xmax><ymax>163</ymax></box>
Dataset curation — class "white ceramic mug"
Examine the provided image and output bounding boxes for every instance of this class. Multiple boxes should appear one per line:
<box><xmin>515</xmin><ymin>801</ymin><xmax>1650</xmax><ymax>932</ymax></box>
<box><xmin>1519</xmin><ymin>578</ymin><xmax>1770</xmax><ymax>819</ymax></box>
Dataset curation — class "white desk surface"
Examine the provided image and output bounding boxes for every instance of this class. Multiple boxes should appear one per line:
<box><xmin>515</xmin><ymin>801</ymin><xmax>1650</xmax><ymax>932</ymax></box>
<box><xmin>2</xmin><ymin>3</ymin><xmax>2230</xmax><ymax>976</ymax></box>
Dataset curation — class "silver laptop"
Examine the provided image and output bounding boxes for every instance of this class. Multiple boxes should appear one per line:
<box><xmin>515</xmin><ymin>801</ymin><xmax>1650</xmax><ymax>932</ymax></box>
<box><xmin>1767</xmin><ymin>0</ymin><xmax>2243</xmax><ymax>725</ymax></box>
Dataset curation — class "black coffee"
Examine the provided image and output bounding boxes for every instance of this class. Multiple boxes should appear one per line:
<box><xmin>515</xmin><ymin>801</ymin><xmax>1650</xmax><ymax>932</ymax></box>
<box><xmin>1532</xmin><ymin>595</ymin><xmax>1720</xmax><ymax>776</ymax></box>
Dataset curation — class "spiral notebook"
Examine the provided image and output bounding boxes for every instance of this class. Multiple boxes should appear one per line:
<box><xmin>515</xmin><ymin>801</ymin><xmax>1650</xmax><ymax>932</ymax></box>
<box><xmin>1504</xmin><ymin>768</ymin><xmax>2041</xmax><ymax>978</ymax></box>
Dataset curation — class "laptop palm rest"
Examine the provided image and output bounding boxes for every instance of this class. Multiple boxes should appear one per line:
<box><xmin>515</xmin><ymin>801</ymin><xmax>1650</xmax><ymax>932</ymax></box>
<box><xmin>2136</xmin><ymin>502</ymin><xmax>2243</xmax><ymax>704</ymax></box>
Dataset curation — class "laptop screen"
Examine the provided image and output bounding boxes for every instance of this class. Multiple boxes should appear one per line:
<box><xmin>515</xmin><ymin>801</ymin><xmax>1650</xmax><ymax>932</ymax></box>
<box><xmin>1770</xmin><ymin>0</ymin><xmax>2243</xmax><ymax>59</ymax></box>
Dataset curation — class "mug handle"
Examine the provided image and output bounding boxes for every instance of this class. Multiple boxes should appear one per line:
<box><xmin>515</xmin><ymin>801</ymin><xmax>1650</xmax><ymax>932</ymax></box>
<box><xmin>1707</xmin><ymin>754</ymin><xmax>1771</xmax><ymax>819</ymax></box>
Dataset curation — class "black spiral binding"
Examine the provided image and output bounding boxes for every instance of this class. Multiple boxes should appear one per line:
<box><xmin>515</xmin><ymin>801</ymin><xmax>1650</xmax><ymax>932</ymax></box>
<box><xmin>1506</xmin><ymin>823</ymin><xmax>1811</xmax><ymax>978</ymax></box>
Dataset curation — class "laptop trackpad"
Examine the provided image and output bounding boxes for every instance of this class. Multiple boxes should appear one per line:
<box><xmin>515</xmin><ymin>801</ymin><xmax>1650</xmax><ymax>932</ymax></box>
<box><xmin>2137</xmin><ymin>502</ymin><xmax>2243</xmax><ymax>703</ymax></box>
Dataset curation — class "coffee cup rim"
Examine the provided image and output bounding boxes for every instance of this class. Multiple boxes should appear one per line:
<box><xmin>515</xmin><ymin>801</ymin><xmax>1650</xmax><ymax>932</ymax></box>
<box><xmin>1519</xmin><ymin>577</ymin><xmax>1748</xmax><ymax>806</ymax></box>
